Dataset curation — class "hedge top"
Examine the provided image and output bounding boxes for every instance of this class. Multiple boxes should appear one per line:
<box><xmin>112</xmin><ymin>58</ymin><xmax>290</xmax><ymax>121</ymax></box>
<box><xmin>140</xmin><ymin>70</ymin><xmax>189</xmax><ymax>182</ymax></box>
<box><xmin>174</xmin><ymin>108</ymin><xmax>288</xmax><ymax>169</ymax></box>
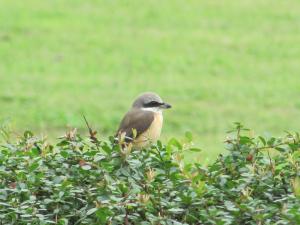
<box><xmin>0</xmin><ymin>123</ymin><xmax>299</xmax><ymax>224</ymax></box>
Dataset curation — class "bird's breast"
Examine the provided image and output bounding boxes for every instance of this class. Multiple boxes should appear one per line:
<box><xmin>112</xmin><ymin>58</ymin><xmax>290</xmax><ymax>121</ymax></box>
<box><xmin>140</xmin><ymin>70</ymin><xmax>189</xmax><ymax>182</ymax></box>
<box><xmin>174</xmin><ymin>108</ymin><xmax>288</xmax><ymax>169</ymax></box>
<box><xmin>134</xmin><ymin>112</ymin><xmax>163</xmax><ymax>148</ymax></box>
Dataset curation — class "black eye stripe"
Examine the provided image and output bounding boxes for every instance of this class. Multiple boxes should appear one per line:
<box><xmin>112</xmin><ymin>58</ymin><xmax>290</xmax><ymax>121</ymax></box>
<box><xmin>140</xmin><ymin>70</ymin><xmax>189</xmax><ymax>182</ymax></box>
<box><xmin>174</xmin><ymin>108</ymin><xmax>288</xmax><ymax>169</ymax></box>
<box><xmin>144</xmin><ymin>101</ymin><xmax>163</xmax><ymax>108</ymax></box>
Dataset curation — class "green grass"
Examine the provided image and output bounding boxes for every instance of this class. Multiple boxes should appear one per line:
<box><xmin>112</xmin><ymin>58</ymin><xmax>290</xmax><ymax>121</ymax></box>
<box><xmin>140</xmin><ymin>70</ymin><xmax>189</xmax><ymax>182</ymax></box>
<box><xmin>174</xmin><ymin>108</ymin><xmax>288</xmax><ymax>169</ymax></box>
<box><xmin>1</xmin><ymin>0</ymin><xmax>300</xmax><ymax>161</ymax></box>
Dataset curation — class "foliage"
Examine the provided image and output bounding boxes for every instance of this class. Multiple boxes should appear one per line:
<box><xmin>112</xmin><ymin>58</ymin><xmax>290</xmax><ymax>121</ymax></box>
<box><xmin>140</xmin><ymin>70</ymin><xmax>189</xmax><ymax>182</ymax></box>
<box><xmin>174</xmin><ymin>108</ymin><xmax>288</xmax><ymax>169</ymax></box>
<box><xmin>0</xmin><ymin>124</ymin><xmax>299</xmax><ymax>224</ymax></box>
<box><xmin>1</xmin><ymin>0</ymin><xmax>300</xmax><ymax>158</ymax></box>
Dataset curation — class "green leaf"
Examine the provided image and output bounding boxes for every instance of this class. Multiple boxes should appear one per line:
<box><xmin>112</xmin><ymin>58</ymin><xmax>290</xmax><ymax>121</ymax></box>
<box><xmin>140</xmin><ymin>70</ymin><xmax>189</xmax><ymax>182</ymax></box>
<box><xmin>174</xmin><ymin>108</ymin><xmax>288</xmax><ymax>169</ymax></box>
<box><xmin>95</xmin><ymin>207</ymin><xmax>111</xmax><ymax>223</ymax></box>
<box><xmin>60</xmin><ymin>150</ymin><xmax>69</xmax><ymax>158</ymax></box>
<box><xmin>102</xmin><ymin>144</ymin><xmax>112</xmax><ymax>154</ymax></box>
<box><xmin>292</xmin><ymin>151</ymin><xmax>300</xmax><ymax>159</ymax></box>
<box><xmin>258</xmin><ymin>136</ymin><xmax>266</xmax><ymax>146</ymax></box>
<box><xmin>20</xmin><ymin>214</ymin><xmax>32</xmax><ymax>218</ymax></box>
<box><xmin>239</xmin><ymin>136</ymin><xmax>253</xmax><ymax>145</ymax></box>
<box><xmin>24</xmin><ymin>130</ymin><xmax>34</xmax><ymax>138</ymax></box>
<box><xmin>167</xmin><ymin>138</ymin><xmax>182</xmax><ymax>150</ymax></box>
<box><xmin>58</xmin><ymin>218</ymin><xmax>68</xmax><ymax>225</ymax></box>
<box><xmin>188</xmin><ymin>148</ymin><xmax>202</xmax><ymax>152</ymax></box>
<box><xmin>168</xmin><ymin>208</ymin><xmax>184</xmax><ymax>214</ymax></box>
<box><xmin>30</xmin><ymin>148</ymin><xmax>40</xmax><ymax>157</ymax></box>
<box><xmin>94</xmin><ymin>154</ymin><xmax>105</xmax><ymax>162</ymax></box>
<box><xmin>29</xmin><ymin>162</ymin><xmax>39</xmax><ymax>172</ymax></box>
<box><xmin>82</xmin><ymin>165</ymin><xmax>91</xmax><ymax>170</ymax></box>
<box><xmin>185</xmin><ymin>131</ymin><xmax>193</xmax><ymax>142</ymax></box>
<box><xmin>87</xmin><ymin>208</ymin><xmax>98</xmax><ymax>216</ymax></box>
<box><xmin>275</xmin><ymin>147</ymin><xmax>286</xmax><ymax>152</ymax></box>
<box><xmin>267</xmin><ymin>137</ymin><xmax>276</xmax><ymax>146</ymax></box>
<box><xmin>156</xmin><ymin>140</ymin><xmax>163</xmax><ymax>149</ymax></box>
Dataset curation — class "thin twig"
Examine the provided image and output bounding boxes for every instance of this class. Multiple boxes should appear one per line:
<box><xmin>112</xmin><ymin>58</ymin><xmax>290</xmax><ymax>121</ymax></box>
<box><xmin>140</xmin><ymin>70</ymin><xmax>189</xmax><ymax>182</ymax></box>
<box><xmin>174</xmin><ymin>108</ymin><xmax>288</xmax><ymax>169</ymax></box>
<box><xmin>82</xmin><ymin>114</ymin><xmax>100</xmax><ymax>149</ymax></box>
<box><xmin>267</xmin><ymin>150</ymin><xmax>275</xmax><ymax>175</ymax></box>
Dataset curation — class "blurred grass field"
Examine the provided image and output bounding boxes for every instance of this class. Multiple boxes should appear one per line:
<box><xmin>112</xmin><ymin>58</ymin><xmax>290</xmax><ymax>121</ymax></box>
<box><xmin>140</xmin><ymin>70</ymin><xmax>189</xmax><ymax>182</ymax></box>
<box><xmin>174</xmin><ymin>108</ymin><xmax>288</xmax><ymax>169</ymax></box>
<box><xmin>1</xmin><ymin>0</ymin><xmax>300</xmax><ymax>161</ymax></box>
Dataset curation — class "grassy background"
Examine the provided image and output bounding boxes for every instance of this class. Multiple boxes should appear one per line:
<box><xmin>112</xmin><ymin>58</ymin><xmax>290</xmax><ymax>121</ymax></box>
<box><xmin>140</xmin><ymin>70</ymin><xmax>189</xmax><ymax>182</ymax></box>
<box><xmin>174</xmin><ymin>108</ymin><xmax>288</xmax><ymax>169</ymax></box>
<box><xmin>1</xmin><ymin>0</ymin><xmax>300</xmax><ymax>161</ymax></box>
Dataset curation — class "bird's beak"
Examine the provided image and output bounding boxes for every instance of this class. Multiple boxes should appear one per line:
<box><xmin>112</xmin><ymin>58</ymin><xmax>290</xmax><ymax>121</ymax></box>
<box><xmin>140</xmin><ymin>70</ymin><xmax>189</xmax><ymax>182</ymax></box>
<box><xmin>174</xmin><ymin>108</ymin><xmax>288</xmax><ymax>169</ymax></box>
<box><xmin>161</xmin><ymin>102</ymin><xmax>172</xmax><ymax>109</ymax></box>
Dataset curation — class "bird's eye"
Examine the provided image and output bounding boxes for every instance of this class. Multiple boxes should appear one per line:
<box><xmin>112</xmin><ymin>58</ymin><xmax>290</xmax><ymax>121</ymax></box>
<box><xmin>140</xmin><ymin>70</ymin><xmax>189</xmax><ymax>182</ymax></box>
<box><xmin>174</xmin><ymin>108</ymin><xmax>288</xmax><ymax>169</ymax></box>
<box><xmin>144</xmin><ymin>101</ymin><xmax>163</xmax><ymax>108</ymax></box>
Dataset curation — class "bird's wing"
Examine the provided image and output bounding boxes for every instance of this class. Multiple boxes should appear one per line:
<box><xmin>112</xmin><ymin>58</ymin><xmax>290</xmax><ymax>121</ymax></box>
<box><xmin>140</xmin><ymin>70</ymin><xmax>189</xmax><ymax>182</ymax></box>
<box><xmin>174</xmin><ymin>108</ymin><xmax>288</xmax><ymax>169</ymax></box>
<box><xmin>116</xmin><ymin>109</ymin><xmax>154</xmax><ymax>142</ymax></box>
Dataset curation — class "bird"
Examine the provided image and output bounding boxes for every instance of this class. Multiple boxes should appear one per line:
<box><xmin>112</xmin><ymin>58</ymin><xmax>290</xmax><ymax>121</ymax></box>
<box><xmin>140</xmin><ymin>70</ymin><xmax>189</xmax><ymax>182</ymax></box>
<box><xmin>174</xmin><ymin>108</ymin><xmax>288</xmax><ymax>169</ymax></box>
<box><xmin>115</xmin><ymin>92</ymin><xmax>171</xmax><ymax>149</ymax></box>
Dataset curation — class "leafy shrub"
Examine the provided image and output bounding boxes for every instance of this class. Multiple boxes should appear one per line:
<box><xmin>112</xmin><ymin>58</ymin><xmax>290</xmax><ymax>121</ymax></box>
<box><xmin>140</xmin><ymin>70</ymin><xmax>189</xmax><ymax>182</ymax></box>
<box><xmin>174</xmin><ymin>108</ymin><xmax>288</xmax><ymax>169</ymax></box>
<box><xmin>0</xmin><ymin>123</ymin><xmax>299</xmax><ymax>224</ymax></box>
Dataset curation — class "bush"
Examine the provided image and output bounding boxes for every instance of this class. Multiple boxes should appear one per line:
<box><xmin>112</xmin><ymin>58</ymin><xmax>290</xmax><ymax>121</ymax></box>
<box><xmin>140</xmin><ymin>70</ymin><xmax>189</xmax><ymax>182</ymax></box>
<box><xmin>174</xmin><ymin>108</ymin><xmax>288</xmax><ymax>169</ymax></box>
<box><xmin>0</xmin><ymin>123</ymin><xmax>299</xmax><ymax>224</ymax></box>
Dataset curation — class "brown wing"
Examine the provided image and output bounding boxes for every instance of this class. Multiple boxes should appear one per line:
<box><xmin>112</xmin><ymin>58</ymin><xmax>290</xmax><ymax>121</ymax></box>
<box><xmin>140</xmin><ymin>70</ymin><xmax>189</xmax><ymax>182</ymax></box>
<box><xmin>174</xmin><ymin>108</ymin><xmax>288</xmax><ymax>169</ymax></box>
<box><xmin>116</xmin><ymin>109</ymin><xmax>154</xmax><ymax>142</ymax></box>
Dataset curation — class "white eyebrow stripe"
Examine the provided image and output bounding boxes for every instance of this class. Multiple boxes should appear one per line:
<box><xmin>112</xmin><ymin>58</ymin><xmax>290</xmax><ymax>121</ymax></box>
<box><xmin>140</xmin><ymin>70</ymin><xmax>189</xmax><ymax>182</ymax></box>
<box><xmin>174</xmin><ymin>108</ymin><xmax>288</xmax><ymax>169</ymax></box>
<box><xmin>141</xmin><ymin>107</ymin><xmax>162</xmax><ymax>113</ymax></box>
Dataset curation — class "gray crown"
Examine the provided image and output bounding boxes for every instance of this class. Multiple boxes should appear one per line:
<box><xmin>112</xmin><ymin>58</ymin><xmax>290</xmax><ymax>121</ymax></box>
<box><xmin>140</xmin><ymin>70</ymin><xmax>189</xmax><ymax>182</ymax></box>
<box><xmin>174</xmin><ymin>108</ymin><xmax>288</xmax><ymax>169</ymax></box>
<box><xmin>132</xmin><ymin>92</ymin><xmax>163</xmax><ymax>108</ymax></box>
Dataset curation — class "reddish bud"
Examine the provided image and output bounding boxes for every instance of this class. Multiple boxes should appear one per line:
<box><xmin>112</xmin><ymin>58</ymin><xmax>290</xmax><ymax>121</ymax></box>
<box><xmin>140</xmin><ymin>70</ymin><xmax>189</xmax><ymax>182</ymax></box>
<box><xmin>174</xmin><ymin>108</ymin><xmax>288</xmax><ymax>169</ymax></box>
<box><xmin>9</xmin><ymin>182</ymin><xmax>17</xmax><ymax>189</ymax></box>
<box><xmin>246</xmin><ymin>154</ymin><xmax>253</xmax><ymax>162</ymax></box>
<box><xmin>79</xmin><ymin>159</ymin><xmax>87</xmax><ymax>166</ymax></box>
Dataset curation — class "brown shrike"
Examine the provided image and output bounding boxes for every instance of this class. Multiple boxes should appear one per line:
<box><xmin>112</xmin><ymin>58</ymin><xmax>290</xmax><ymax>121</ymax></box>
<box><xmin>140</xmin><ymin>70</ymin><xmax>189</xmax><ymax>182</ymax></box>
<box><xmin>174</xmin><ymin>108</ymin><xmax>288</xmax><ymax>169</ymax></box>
<box><xmin>116</xmin><ymin>92</ymin><xmax>171</xmax><ymax>149</ymax></box>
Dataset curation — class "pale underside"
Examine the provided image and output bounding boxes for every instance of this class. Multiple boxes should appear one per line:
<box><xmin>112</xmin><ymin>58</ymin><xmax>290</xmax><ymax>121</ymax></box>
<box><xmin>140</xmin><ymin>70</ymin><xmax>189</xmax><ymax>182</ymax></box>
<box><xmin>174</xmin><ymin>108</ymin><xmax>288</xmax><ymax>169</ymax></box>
<box><xmin>116</xmin><ymin>107</ymin><xmax>164</xmax><ymax>149</ymax></box>
<box><xmin>133</xmin><ymin>111</ymin><xmax>163</xmax><ymax>149</ymax></box>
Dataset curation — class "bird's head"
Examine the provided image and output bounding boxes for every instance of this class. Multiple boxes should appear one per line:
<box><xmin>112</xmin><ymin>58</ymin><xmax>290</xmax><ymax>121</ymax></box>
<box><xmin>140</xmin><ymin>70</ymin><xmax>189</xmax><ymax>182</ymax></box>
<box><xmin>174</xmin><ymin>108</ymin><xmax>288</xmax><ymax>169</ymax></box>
<box><xmin>132</xmin><ymin>92</ymin><xmax>171</xmax><ymax>112</ymax></box>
